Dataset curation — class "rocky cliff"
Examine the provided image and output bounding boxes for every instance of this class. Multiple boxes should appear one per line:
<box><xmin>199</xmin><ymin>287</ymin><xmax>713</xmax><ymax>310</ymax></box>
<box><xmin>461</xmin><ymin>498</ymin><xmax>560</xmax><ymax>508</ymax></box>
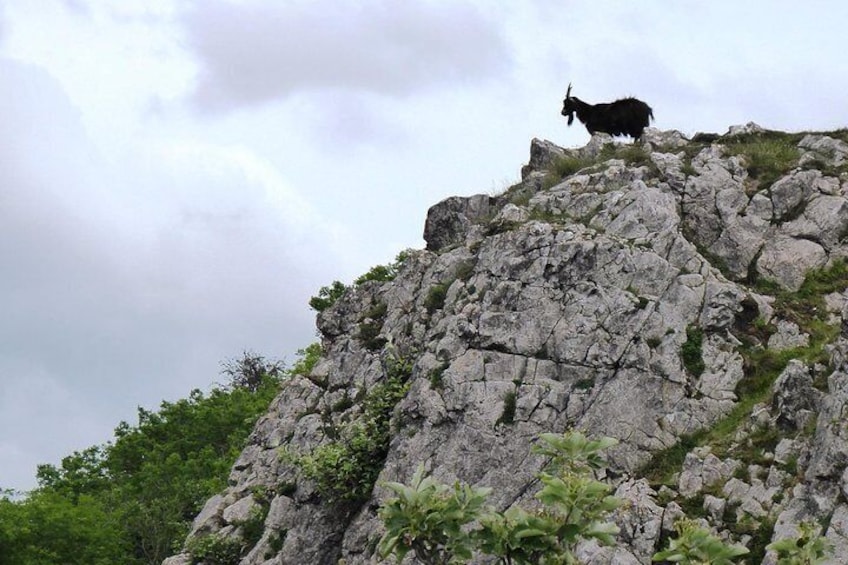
<box><xmin>164</xmin><ymin>124</ymin><xmax>848</xmax><ymax>564</ymax></box>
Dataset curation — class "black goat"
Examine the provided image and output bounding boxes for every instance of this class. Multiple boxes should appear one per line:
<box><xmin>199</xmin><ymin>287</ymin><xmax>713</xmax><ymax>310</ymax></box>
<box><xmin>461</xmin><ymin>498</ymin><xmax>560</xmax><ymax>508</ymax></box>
<box><xmin>561</xmin><ymin>84</ymin><xmax>654</xmax><ymax>140</ymax></box>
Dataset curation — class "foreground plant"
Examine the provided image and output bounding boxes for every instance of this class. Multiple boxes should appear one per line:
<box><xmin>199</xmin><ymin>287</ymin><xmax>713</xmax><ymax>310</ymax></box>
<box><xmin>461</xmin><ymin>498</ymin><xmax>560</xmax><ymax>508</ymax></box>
<box><xmin>378</xmin><ymin>464</ymin><xmax>490</xmax><ymax>565</ymax></box>
<box><xmin>652</xmin><ymin>519</ymin><xmax>749</xmax><ymax>564</ymax></box>
<box><xmin>767</xmin><ymin>521</ymin><xmax>832</xmax><ymax>564</ymax></box>
<box><xmin>378</xmin><ymin>430</ymin><xmax>621</xmax><ymax>565</ymax></box>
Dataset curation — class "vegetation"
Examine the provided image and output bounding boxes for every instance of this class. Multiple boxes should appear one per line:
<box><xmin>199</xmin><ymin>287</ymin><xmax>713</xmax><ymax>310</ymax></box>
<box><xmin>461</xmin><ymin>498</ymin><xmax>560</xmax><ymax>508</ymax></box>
<box><xmin>0</xmin><ymin>351</ymin><xmax>290</xmax><ymax>565</ymax></box>
<box><xmin>309</xmin><ymin>250</ymin><xmax>412</xmax><ymax>312</ymax></box>
<box><xmin>286</xmin><ymin>355</ymin><xmax>413</xmax><ymax>507</ymax></box>
<box><xmin>767</xmin><ymin>521</ymin><xmax>832</xmax><ymax>564</ymax></box>
<box><xmin>184</xmin><ymin>533</ymin><xmax>243</xmax><ymax>565</ymax></box>
<box><xmin>722</xmin><ymin>131</ymin><xmax>801</xmax><ymax>190</ymax></box>
<box><xmin>652</xmin><ymin>519</ymin><xmax>749</xmax><ymax>564</ymax></box>
<box><xmin>425</xmin><ymin>282</ymin><xmax>450</xmax><ymax>313</ymax></box>
<box><xmin>681</xmin><ymin>325</ymin><xmax>706</xmax><ymax>377</ymax></box>
<box><xmin>379</xmin><ymin>430</ymin><xmax>622</xmax><ymax>565</ymax></box>
<box><xmin>308</xmin><ymin>280</ymin><xmax>348</xmax><ymax>312</ymax></box>
<box><xmin>379</xmin><ymin>430</ymin><xmax>757</xmax><ymax>564</ymax></box>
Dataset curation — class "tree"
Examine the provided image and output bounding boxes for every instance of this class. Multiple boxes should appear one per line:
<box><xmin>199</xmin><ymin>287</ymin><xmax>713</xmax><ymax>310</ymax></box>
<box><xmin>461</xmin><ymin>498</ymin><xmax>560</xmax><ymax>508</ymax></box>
<box><xmin>3</xmin><ymin>352</ymin><xmax>289</xmax><ymax>565</ymax></box>
<box><xmin>219</xmin><ymin>350</ymin><xmax>284</xmax><ymax>392</ymax></box>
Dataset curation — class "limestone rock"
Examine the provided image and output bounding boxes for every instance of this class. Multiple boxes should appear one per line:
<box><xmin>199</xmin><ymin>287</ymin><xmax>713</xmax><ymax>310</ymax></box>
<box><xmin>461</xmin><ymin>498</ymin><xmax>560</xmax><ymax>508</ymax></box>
<box><xmin>772</xmin><ymin>360</ymin><xmax>821</xmax><ymax>431</ymax></box>
<box><xmin>768</xmin><ymin>320</ymin><xmax>810</xmax><ymax>351</ymax></box>
<box><xmin>163</xmin><ymin>130</ymin><xmax>848</xmax><ymax>565</ymax></box>
<box><xmin>423</xmin><ymin>194</ymin><xmax>495</xmax><ymax>251</ymax></box>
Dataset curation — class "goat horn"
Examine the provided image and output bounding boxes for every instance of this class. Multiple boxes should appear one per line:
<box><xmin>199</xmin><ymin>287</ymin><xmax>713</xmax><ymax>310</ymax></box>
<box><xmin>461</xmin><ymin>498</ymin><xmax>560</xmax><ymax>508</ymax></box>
<box><xmin>566</xmin><ymin>83</ymin><xmax>572</xmax><ymax>99</ymax></box>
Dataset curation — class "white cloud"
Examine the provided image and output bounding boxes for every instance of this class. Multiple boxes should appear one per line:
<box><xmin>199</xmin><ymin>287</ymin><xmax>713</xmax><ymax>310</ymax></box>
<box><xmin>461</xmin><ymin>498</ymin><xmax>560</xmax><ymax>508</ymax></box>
<box><xmin>182</xmin><ymin>0</ymin><xmax>511</xmax><ymax>112</ymax></box>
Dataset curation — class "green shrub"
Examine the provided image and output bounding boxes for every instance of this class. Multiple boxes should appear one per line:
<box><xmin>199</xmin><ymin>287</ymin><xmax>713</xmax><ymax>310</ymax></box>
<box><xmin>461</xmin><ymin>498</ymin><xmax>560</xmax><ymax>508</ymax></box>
<box><xmin>289</xmin><ymin>356</ymin><xmax>412</xmax><ymax>506</ymax></box>
<box><xmin>653</xmin><ymin>519</ymin><xmax>749</xmax><ymax>564</ymax></box>
<box><xmin>237</xmin><ymin>503</ymin><xmax>269</xmax><ymax>551</ymax></box>
<box><xmin>424</xmin><ymin>283</ymin><xmax>450</xmax><ymax>313</ymax></box>
<box><xmin>310</xmin><ymin>250</ymin><xmax>412</xmax><ymax>312</ymax></box>
<box><xmin>186</xmin><ymin>533</ymin><xmax>243</xmax><ymax>565</ymax></box>
<box><xmin>378</xmin><ymin>430</ymin><xmax>621</xmax><ymax>565</ymax></box>
<box><xmin>495</xmin><ymin>390</ymin><xmax>517</xmax><ymax>427</ymax></box>
<box><xmin>354</xmin><ymin>250</ymin><xmax>413</xmax><ymax>286</ymax></box>
<box><xmin>309</xmin><ymin>281</ymin><xmax>348</xmax><ymax>312</ymax></box>
<box><xmin>681</xmin><ymin>325</ymin><xmax>705</xmax><ymax>377</ymax></box>
<box><xmin>289</xmin><ymin>343</ymin><xmax>322</xmax><ymax>377</ymax></box>
<box><xmin>723</xmin><ymin>131</ymin><xmax>800</xmax><ymax>190</ymax></box>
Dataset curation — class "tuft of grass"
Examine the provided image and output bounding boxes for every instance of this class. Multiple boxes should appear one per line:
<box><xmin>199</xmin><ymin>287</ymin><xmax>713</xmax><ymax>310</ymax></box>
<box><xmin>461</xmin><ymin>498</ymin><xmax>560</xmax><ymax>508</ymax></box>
<box><xmin>495</xmin><ymin>389</ymin><xmax>517</xmax><ymax>427</ymax></box>
<box><xmin>681</xmin><ymin>325</ymin><xmax>705</xmax><ymax>377</ymax></box>
<box><xmin>722</xmin><ymin>131</ymin><xmax>801</xmax><ymax>190</ymax></box>
<box><xmin>428</xmin><ymin>362</ymin><xmax>449</xmax><ymax>390</ymax></box>
<box><xmin>640</xmin><ymin>432</ymin><xmax>704</xmax><ymax>484</ymax></box>
<box><xmin>424</xmin><ymin>282</ymin><xmax>450</xmax><ymax>313</ymax></box>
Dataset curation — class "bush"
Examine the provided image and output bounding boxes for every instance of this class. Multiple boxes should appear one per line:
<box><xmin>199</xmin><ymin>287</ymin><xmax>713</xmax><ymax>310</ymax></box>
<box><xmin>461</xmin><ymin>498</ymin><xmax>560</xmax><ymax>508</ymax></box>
<box><xmin>288</xmin><ymin>356</ymin><xmax>412</xmax><ymax>506</ymax></box>
<box><xmin>378</xmin><ymin>430</ymin><xmax>621</xmax><ymax>565</ymax></box>
<box><xmin>653</xmin><ymin>519</ymin><xmax>749</xmax><ymax>564</ymax></box>
<box><xmin>309</xmin><ymin>280</ymin><xmax>348</xmax><ymax>312</ymax></box>
<box><xmin>681</xmin><ymin>325</ymin><xmax>705</xmax><ymax>377</ymax></box>
<box><xmin>186</xmin><ymin>533</ymin><xmax>243</xmax><ymax>565</ymax></box>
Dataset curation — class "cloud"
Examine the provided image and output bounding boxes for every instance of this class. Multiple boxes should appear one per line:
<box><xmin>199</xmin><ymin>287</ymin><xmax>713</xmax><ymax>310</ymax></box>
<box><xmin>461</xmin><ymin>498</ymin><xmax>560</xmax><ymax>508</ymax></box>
<box><xmin>0</xmin><ymin>57</ymin><xmax>333</xmax><ymax>491</ymax></box>
<box><xmin>182</xmin><ymin>0</ymin><xmax>511</xmax><ymax>112</ymax></box>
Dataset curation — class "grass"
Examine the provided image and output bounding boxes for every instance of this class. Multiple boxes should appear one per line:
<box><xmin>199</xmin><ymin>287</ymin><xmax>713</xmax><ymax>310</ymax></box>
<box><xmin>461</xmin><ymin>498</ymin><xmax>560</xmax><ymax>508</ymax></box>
<box><xmin>495</xmin><ymin>389</ymin><xmax>517</xmax><ymax>427</ymax></box>
<box><xmin>681</xmin><ymin>325</ymin><xmax>705</xmax><ymax>377</ymax></box>
<box><xmin>424</xmin><ymin>282</ymin><xmax>450</xmax><ymax>313</ymax></box>
<box><xmin>721</xmin><ymin>130</ymin><xmax>801</xmax><ymax>190</ymax></box>
<box><xmin>642</xmin><ymin>261</ymin><xmax>848</xmax><ymax>486</ymax></box>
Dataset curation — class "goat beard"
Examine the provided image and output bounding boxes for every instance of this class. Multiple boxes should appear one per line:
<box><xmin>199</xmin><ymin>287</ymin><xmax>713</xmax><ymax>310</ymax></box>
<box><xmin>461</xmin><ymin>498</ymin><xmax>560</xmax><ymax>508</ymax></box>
<box><xmin>567</xmin><ymin>112</ymin><xmax>574</xmax><ymax>126</ymax></box>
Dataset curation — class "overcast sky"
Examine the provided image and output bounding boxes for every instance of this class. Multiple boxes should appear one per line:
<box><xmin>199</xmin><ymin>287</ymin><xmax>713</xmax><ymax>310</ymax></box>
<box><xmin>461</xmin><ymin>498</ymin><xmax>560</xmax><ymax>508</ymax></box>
<box><xmin>1</xmin><ymin>0</ymin><xmax>846</xmax><ymax>493</ymax></box>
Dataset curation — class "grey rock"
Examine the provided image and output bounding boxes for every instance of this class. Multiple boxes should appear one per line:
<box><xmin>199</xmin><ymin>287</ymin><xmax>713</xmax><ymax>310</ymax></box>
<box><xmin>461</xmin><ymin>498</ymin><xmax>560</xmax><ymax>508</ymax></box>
<box><xmin>768</xmin><ymin>320</ymin><xmax>810</xmax><ymax>351</ymax></box>
<box><xmin>726</xmin><ymin>122</ymin><xmax>766</xmax><ymax>136</ymax></box>
<box><xmin>704</xmin><ymin>495</ymin><xmax>726</xmax><ymax>522</ymax></box>
<box><xmin>222</xmin><ymin>495</ymin><xmax>260</xmax><ymax>525</ymax></box>
<box><xmin>756</xmin><ymin>236</ymin><xmax>827</xmax><ymax>291</ymax></box>
<box><xmin>772</xmin><ymin>360</ymin><xmax>822</xmax><ymax>431</ymax></box>
<box><xmin>799</xmin><ymin>134</ymin><xmax>848</xmax><ymax>167</ymax></box>
<box><xmin>521</xmin><ymin>137</ymin><xmax>568</xmax><ymax>179</ymax></box>
<box><xmin>423</xmin><ymin>194</ymin><xmax>496</xmax><ymax>251</ymax></box>
<box><xmin>161</xmin><ymin>556</ymin><xmax>193</xmax><ymax>565</ymax></box>
<box><xmin>162</xmin><ymin>132</ymin><xmax>848</xmax><ymax>564</ymax></box>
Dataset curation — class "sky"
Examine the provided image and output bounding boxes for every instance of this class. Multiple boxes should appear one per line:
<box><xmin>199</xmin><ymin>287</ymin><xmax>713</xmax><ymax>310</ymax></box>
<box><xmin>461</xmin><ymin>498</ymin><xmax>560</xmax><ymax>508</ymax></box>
<box><xmin>1</xmin><ymin>0</ymin><xmax>847</xmax><ymax>493</ymax></box>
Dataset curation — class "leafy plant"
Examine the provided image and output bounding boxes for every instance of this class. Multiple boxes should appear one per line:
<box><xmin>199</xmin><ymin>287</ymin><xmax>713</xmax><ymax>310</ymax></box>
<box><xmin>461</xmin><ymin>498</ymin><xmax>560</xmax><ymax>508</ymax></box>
<box><xmin>379</xmin><ymin>465</ymin><xmax>491</xmax><ymax>565</ymax></box>
<box><xmin>309</xmin><ymin>280</ymin><xmax>348</xmax><ymax>312</ymax></box>
<box><xmin>652</xmin><ymin>519</ymin><xmax>749</xmax><ymax>564</ymax></box>
<box><xmin>767</xmin><ymin>521</ymin><xmax>833</xmax><ymax>564</ymax></box>
<box><xmin>186</xmin><ymin>533</ymin><xmax>243</xmax><ymax>565</ymax></box>
<box><xmin>533</xmin><ymin>430</ymin><xmax>618</xmax><ymax>475</ymax></box>
<box><xmin>290</xmin><ymin>355</ymin><xmax>412</xmax><ymax>506</ymax></box>
<box><xmin>378</xmin><ymin>431</ymin><xmax>621</xmax><ymax>565</ymax></box>
<box><xmin>476</xmin><ymin>506</ymin><xmax>561</xmax><ymax>565</ymax></box>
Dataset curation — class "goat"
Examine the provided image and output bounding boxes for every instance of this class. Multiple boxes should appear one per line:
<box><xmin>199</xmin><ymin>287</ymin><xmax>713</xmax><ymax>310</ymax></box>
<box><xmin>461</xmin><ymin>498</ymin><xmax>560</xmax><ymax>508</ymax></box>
<box><xmin>561</xmin><ymin>83</ymin><xmax>654</xmax><ymax>141</ymax></box>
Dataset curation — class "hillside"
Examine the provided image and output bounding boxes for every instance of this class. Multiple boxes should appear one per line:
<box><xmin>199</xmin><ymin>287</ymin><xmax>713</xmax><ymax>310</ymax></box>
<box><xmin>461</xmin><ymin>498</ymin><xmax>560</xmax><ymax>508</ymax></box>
<box><xmin>164</xmin><ymin>124</ymin><xmax>848</xmax><ymax>564</ymax></box>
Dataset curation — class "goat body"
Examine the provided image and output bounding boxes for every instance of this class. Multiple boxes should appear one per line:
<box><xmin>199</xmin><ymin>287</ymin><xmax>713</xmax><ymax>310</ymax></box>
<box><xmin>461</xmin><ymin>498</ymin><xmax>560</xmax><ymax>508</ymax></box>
<box><xmin>561</xmin><ymin>85</ymin><xmax>654</xmax><ymax>140</ymax></box>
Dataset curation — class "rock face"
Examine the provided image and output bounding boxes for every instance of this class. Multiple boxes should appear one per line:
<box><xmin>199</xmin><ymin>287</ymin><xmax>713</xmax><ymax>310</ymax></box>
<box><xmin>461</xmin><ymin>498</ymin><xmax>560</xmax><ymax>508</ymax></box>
<box><xmin>165</xmin><ymin>126</ymin><xmax>848</xmax><ymax>564</ymax></box>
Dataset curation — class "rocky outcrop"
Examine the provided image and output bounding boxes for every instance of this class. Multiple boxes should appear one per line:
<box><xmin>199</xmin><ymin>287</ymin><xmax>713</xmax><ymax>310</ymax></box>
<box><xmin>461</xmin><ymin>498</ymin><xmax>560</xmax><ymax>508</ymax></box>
<box><xmin>165</xmin><ymin>125</ymin><xmax>848</xmax><ymax>564</ymax></box>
